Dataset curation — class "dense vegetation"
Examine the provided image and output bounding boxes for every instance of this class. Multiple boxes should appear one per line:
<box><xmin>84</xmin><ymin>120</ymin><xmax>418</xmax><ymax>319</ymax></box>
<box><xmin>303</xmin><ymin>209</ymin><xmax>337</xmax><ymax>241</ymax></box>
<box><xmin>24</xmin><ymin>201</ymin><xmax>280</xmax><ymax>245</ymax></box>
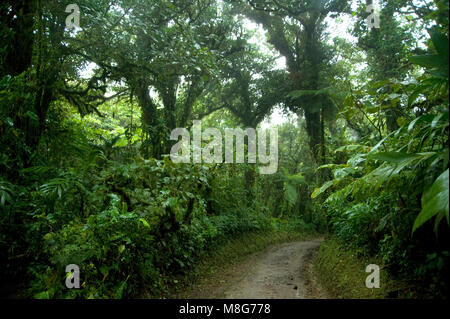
<box><xmin>0</xmin><ymin>0</ymin><xmax>448</xmax><ymax>298</ymax></box>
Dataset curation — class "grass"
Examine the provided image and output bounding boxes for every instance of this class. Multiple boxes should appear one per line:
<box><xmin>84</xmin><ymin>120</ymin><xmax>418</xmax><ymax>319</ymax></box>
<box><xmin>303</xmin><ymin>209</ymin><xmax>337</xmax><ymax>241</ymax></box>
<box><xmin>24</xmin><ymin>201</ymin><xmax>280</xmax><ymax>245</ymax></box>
<box><xmin>314</xmin><ymin>237</ymin><xmax>405</xmax><ymax>299</ymax></box>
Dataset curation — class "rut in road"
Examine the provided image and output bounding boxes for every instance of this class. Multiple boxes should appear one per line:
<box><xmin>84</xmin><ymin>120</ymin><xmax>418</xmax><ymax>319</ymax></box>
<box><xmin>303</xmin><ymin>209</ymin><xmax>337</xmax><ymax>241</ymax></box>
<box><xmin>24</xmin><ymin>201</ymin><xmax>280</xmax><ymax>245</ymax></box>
<box><xmin>183</xmin><ymin>239</ymin><xmax>327</xmax><ymax>299</ymax></box>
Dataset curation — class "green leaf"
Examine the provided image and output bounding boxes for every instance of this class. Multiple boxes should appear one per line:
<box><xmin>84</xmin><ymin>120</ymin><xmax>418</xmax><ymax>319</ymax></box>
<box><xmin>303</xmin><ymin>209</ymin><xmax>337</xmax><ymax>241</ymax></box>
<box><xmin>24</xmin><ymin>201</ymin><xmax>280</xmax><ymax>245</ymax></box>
<box><xmin>100</xmin><ymin>265</ymin><xmax>109</xmax><ymax>276</ymax></box>
<box><xmin>431</xmin><ymin>111</ymin><xmax>449</xmax><ymax>128</ymax></box>
<box><xmin>33</xmin><ymin>291</ymin><xmax>50</xmax><ymax>299</ymax></box>
<box><xmin>286</xmin><ymin>172</ymin><xmax>306</xmax><ymax>184</ymax></box>
<box><xmin>408</xmin><ymin>84</ymin><xmax>428</xmax><ymax>106</ymax></box>
<box><xmin>430</xmin><ymin>30</ymin><xmax>449</xmax><ymax>61</ymax></box>
<box><xmin>139</xmin><ymin>218</ymin><xmax>150</xmax><ymax>228</ymax></box>
<box><xmin>284</xmin><ymin>183</ymin><xmax>298</xmax><ymax>207</ymax></box>
<box><xmin>311</xmin><ymin>181</ymin><xmax>333</xmax><ymax>199</ymax></box>
<box><xmin>369</xmin><ymin>152</ymin><xmax>437</xmax><ymax>176</ymax></box>
<box><xmin>317</xmin><ymin>163</ymin><xmax>345</xmax><ymax>170</ymax></box>
<box><xmin>413</xmin><ymin>169</ymin><xmax>449</xmax><ymax>233</ymax></box>
<box><xmin>24</xmin><ymin>111</ymin><xmax>39</xmax><ymax>122</ymax></box>
<box><xmin>409</xmin><ymin>54</ymin><xmax>442</xmax><ymax>69</ymax></box>
<box><xmin>371</xmin><ymin>80</ymin><xmax>390</xmax><ymax>89</ymax></box>
<box><xmin>427</xmin><ymin>68</ymin><xmax>449</xmax><ymax>79</ymax></box>
<box><xmin>335</xmin><ymin>145</ymin><xmax>367</xmax><ymax>153</ymax></box>
<box><xmin>368</xmin><ymin>130</ymin><xmax>397</xmax><ymax>154</ymax></box>
<box><xmin>408</xmin><ymin>114</ymin><xmax>435</xmax><ymax>131</ymax></box>
<box><xmin>368</xmin><ymin>152</ymin><xmax>421</xmax><ymax>164</ymax></box>
<box><xmin>388</xmin><ymin>93</ymin><xmax>401</xmax><ymax>100</ymax></box>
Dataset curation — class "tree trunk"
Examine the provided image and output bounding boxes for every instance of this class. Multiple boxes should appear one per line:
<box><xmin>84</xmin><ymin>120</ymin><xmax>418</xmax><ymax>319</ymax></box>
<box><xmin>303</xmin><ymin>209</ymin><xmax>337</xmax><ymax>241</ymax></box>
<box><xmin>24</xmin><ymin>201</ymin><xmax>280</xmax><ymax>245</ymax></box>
<box><xmin>133</xmin><ymin>79</ymin><xmax>160</xmax><ymax>158</ymax></box>
<box><xmin>1</xmin><ymin>0</ymin><xmax>36</xmax><ymax>77</ymax></box>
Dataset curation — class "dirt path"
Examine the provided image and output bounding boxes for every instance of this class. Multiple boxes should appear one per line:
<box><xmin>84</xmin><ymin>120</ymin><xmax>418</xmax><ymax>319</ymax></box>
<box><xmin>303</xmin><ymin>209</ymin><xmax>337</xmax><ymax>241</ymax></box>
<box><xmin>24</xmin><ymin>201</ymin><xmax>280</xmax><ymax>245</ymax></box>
<box><xmin>182</xmin><ymin>239</ymin><xmax>328</xmax><ymax>299</ymax></box>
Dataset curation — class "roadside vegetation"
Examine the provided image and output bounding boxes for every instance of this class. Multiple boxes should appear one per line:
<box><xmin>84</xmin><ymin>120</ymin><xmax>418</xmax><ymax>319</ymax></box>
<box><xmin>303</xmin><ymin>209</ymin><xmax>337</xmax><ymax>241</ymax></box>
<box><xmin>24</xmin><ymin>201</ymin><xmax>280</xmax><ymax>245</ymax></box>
<box><xmin>316</xmin><ymin>238</ymin><xmax>405</xmax><ymax>298</ymax></box>
<box><xmin>0</xmin><ymin>0</ymin><xmax>448</xmax><ymax>299</ymax></box>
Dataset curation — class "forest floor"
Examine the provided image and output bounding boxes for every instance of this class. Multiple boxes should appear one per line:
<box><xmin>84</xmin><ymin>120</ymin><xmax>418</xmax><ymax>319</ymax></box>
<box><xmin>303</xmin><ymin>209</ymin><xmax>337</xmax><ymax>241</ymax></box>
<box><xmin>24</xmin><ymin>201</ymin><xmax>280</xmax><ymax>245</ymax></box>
<box><xmin>178</xmin><ymin>239</ymin><xmax>328</xmax><ymax>299</ymax></box>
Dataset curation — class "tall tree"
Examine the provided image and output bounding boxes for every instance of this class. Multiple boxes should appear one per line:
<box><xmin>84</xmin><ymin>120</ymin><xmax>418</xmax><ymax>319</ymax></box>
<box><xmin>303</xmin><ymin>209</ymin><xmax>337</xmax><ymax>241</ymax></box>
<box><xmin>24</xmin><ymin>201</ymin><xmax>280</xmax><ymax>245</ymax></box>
<box><xmin>230</xmin><ymin>0</ymin><xmax>348</xmax><ymax>170</ymax></box>
<box><xmin>0</xmin><ymin>0</ymin><xmax>121</xmax><ymax>169</ymax></box>
<box><xmin>67</xmin><ymin>0</ymin><xmax>251</xmax><ymax>158</ymax></box>
<box><xmin>201</xmin><ymin>34</ymin><xmax>288</xmax><ymax>199</ymax></box>
<box><xmin>352</xmin><ymin>0</ymin><xmax>418</xmax><ymax>132</ymax></box>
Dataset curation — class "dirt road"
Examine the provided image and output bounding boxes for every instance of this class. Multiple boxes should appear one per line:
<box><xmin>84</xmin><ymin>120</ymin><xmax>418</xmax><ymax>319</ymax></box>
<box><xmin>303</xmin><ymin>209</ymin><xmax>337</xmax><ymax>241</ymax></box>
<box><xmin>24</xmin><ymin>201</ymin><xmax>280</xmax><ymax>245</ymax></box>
<box><xmin>183</xmin><ymin>239</ymin><xmax>327</xmax><ymax>299</ymax></box>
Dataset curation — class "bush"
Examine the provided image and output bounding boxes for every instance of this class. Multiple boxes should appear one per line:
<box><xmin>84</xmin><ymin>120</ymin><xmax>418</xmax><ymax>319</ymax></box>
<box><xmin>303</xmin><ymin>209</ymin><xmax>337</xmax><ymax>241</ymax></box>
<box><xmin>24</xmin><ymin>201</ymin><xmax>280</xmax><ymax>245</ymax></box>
<box><xmin>22</xmin><ymin>155</ymin><xmax>276</xmax><ymax>298</ymax></box>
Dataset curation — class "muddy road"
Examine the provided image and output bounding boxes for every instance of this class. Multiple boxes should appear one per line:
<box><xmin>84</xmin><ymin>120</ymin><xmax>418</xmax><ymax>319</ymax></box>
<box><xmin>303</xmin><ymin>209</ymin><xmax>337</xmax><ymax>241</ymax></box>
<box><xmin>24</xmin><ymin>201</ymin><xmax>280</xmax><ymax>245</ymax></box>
<box><xmin>182</xmin><ymin>239</ymin><xmax>327</xmax><ymax>299</ymax></box>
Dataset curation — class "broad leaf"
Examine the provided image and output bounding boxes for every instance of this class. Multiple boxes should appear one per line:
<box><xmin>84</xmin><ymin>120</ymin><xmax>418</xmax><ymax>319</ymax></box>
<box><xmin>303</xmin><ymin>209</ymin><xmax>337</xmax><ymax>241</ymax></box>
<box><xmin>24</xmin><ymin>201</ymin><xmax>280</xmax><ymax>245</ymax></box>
<box><xmin>368</xmin><ymin>152</ymin><xmax>421</xmax><ymax>164</ymax></box>
<box><xmin>311</xmin><ymin>181</ymin><xmax>333</xmax><ymax>199</ymax></box>
<box><xmin>413</xmin><ymin>169</ymin><xmax>449</xmax><ymax>233</ymax></box>
<box><xmin>409</xmin><ymin>54</ymin><xmax>442</xmax><ymax>69</ymax></box>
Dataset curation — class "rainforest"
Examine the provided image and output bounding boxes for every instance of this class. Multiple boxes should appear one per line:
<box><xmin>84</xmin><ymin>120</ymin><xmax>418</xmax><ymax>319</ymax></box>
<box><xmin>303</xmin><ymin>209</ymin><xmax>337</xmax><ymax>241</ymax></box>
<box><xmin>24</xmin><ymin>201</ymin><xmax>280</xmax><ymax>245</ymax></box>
<box><xmin>0</xmin><ymin>0</ymin><xmax>448</xmax><ymax>300</ymax></box>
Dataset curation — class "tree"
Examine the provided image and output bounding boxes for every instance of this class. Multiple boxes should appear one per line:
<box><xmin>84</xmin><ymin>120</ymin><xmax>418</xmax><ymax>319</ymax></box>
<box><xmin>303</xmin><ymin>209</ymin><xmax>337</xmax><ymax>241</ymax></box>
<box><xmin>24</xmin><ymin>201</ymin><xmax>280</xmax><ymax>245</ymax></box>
<box><xmin>202</xmin><ymin>32</ymin><xmax>288</xmax><ymax>199</ymax></box>
<box><xmin>229</xmin><ymin>0</ymin><xmax>348</xmax><ymax>172</ymax></box>
<box><xmin>352</xmin><ymin>0</ymin><xmax>419</xmax><ymax>132</ymax></box>
<box><xmin>66</xmin><ymin>0</ymin><xmax>253</xmax><ymax>159</ymax></box>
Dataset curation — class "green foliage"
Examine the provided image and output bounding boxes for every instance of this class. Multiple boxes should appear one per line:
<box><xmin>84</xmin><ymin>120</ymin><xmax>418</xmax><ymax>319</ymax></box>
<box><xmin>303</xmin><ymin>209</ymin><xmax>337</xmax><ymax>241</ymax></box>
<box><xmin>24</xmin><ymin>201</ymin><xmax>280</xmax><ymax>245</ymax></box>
<box><xmin>311</xmin><ymin>181</ymin><xmax>333</xmax><ymax>199</ymax></box>
<box><xmin>315</xmin><ymin>238</ymin><xmax>403</xmax><ymax>298</ymax></box>
<box><xmin>413</xmin><ymin>168</ymin><xmax>449</xmax><ymax>233</ymax></box>
<box><xmin>0</xmin><ymin>93</ymin><xmax>280</xmax><ymax>298</ymax></box>
<box><xmin>23</xmin><ymin>153</ymin><xmax>276</xmax><ymax>298</ymax></box>
<box><xmin>1</xmin><ymin>0</ymin><xmax>449</xmax><ymax>300</ymax></box>
<box><xmin>409</xmin><ymin>30</ymin><xmax>449</xmax><ymax>80</ymax></box>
